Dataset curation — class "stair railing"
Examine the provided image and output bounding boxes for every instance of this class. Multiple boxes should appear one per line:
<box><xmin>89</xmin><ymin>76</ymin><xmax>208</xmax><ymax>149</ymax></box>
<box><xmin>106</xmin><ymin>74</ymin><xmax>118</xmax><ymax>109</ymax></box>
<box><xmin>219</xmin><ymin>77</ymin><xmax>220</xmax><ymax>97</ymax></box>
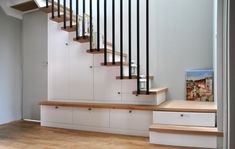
<box><xmin>47</xmin><ymin>0</ymin><xmax>150</xmax><ymax>95</ymax></box>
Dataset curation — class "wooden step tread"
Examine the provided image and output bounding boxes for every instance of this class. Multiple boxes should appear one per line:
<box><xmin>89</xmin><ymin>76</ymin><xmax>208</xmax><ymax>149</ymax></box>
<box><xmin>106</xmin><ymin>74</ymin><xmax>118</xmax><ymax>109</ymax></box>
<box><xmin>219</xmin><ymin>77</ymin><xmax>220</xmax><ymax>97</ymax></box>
<box><xmin>11</xmin><ymin>0</ymin><xmax>38</xmax><ymax>12</ymax></box>
<box><xmin>149</xmin><ymin>124</ymin><xmax>223</xmax><ymax>137</ymax></box>
<box><xmin>40</xmin><ymin>6</ymin><xmax>58</xmax><ymax>13</ymax></box>
<box><xmin>61</xmin><ymin>25</ymin><xmax>77</xmax><ymax>32</ymax></box>
<box><xmin>40</xmin><ymin>101</ymin><xmax>158</xmax><ymax>111</ymax></box>
<box><xmin>157</xmin><ymin>100</ymin><xmax>217</xmax><ymax>113</ymax></box>
<box><xmin>87</xmin><ymin>49</ymin><xmax>128</xmax><ymax>57</ymax></box>
<box><xmin>73</xmin><ymin>36</ymin><xmax>90</xmax><ymax>43</ymax></box>
<box><xmin>133</xmin><ymin>87</ymin><xmax>168</xmax><ymax>95</ymax></box>
<box><xmin>116</xmin><ymin>75</ymin><xmax>154</xmax><ymax>80</ymax></box>
<box><xmin>101</xmin><ymin>62</ymin><xmax>129</xmax><ymax>66</ymax></box>
<box><xmin>50</xmin><ymin>15</ymin><xmax>69</xmax><ymax>23</ymax></box>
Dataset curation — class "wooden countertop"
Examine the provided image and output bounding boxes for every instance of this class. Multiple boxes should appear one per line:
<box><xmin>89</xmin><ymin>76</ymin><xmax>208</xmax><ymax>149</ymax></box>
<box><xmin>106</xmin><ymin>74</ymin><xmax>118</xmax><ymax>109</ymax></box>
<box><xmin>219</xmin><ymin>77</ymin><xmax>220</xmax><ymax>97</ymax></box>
<box><xmin>40</xmin><ymin>101</ymin><xmax>158</xmax><ymax>111</ymax></box>
<box><xmin>157</xmin><ymin>100</ymin><xmax>217</xmax><ymax>113</ymax></box>
<box><xmin>40</xmin><ymin>100</ymin><xmax>217</xmax><ymax>112</ymax></box>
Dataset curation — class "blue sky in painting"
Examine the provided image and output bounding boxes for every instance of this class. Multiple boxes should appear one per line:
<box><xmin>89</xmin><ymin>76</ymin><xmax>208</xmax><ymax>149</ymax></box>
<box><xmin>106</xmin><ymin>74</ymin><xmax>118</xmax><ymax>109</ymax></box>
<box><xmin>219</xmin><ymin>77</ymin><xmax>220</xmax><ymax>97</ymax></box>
<box><xmin>186</xmin><ymin>69</ymin><xmax>213</xmax><ymax>81</ymax></box>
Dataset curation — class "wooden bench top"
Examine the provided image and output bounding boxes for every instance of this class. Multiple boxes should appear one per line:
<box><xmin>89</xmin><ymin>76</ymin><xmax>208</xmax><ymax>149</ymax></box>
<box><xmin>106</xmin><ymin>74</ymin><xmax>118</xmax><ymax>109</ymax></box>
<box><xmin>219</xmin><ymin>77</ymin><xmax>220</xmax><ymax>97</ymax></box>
<box><xmin>40</xmin><ymin>100</ymin><xmax>217</xmax><ymax>112</ymax></box>
<box><xmin>157</xmin><ymin>100</ymin><xmax>217</xmax><ymax>113</ymax></box>
<box><xmin>40</xmin><ymin>101</ymin><xmax>158</xmax><ymax>111</ymax></box>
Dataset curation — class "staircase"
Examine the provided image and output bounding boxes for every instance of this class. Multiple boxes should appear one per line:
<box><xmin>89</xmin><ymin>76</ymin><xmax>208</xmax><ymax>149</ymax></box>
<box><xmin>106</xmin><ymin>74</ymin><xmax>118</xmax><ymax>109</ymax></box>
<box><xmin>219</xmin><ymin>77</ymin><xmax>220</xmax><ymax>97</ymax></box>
<box><xmin>10</xmin><ymin>0</ymin><xmax>223</xmax><ymax>148</ymax></box>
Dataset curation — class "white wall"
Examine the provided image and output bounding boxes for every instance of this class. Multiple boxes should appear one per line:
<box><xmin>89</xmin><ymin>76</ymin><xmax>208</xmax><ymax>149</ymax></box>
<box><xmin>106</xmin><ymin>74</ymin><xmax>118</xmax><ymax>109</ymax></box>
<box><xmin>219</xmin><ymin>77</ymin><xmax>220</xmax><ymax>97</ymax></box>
<box><xmin>0</xmin><ymin>7</ymin><xmax>22</xmax><ymax>124</ymax></box>
<box><xmin>154</xmin><ymin>0</ymin><xmax>214</xmax><ymax>100</ymax></box>
<box><xmin>22</xmin><ymin>10</ymin><xmax>48</xmax><ymax>120</ymax></box>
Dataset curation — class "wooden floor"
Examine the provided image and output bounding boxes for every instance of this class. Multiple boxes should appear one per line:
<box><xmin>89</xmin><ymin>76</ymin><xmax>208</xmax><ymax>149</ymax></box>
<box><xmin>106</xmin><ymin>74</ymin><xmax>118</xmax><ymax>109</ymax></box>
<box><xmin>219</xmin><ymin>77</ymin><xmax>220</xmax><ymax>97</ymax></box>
<box><xmin>0</xmin><ymin>121</ymin><xmax>197</xmax><ymax>149</ymax></box>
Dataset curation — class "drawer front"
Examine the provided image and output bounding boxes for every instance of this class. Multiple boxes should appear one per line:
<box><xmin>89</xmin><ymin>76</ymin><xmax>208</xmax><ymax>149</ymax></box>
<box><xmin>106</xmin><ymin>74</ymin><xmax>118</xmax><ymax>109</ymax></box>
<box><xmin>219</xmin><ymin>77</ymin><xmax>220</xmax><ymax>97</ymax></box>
<box><xmin>73</xmin><ymin>108</ymin><xmax>109</xmax><ymax>128</ymax></box>
<box><xmin>41</xmin><ymin>106</ymin><xmax>73</xmax><ymax>124</ymax></box>
<box><xmin>110</xmin><ymin>109</ymin><xmax>152</xmax><ymax>131</ymax></box>
<box><xmin>153</xmin><ymin>111</ymin><xmax>215</xmax><ymax>127</ymax></box>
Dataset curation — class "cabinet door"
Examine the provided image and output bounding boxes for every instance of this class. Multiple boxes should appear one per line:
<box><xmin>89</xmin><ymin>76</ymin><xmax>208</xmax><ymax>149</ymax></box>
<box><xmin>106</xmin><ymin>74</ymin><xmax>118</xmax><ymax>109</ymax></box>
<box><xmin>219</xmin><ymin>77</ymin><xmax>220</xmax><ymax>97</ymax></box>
<box><xmin>48</xmin><ymin>21</ymin><xmax>69</xmax><ymax>100</ymax></box>
<box><xmin>153</xmin><ymin>111</ymin><xmax>216</xmax><ymax>127</ymax></box>
<box><xmin>73</xmin><ymin>108</ymin><xmax>110</xmax><ymax>128</ymax></box>
<box><xmin>41</xmin><ymin>106</ymin><xmax>73</xmax><ymax>124</ymax></box>
<box><xmin>94</xmin><ymin>67</ymin><xmax>121</xmax><ymax>101</ymax></box>
<box><xmin>110</xmin><ymin>109</ymin><xmax>152</xmax><ymax>131</ymax></box>
<box><xmin>69</xmin><ymin>43</ymin><xmax>94</xmax><ymax>100</ymax></box>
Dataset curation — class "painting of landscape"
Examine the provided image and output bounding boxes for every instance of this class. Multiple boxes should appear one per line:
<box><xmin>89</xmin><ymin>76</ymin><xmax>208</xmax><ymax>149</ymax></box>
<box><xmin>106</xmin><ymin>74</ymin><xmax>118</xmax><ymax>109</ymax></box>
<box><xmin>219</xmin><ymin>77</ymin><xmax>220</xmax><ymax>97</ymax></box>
<box><xmin>186</xmin><ymin>69</ymin><xmax>214</xmax><ymax>102</ymax></box>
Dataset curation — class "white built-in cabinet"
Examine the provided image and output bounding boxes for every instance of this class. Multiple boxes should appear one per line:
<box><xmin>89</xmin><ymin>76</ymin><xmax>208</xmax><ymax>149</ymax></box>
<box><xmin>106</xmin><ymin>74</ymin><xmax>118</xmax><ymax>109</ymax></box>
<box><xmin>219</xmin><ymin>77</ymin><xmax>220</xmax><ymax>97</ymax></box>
<box><xmin>48</xmin><ymin>20</ymin><xmax>156</xmax><ymax>104</ymax></box>
<box><xmin>41</xmin><ymin>105</ymin><xmax>152</xmax><ymax>136</ymax></box>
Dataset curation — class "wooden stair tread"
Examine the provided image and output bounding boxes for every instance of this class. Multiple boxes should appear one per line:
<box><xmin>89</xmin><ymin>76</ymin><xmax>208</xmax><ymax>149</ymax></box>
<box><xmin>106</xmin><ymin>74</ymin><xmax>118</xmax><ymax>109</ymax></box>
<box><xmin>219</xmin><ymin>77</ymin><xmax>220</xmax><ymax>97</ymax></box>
<box><xmin>40</xmin><ymin>101</ymin><xmax>158</xmax><ymax>111</ymax></box>
<box><xmin>157</xmin><ymin>100</ymin><xmax>217</xmax><ymax>113</ymax></box>
<box><xmin>50</xmin><ymin>15</ymin><xmax>69</xmax><ymax>23</ymax></box>
<box><xmin>101</xmin><ymin>62</ymin><xmax>129</xmax><ymax>66</ymax></box>
<box><xmin>11</xmin><ymin>0</ymin><xmax>38</xmax><ymax>12</ymax></box>
<box><xmin>40</xmin><ymin>6</ymin><xmax>58</xmax><ymax>13</ymax></box>
<box><xmin>73</xmin><ymin>36</ymin><xmax>90</xmax><ymax>43</ymax></box>
<box><xmin>87</xmin><ymin>49</ymin><xmax>128</xmax><ymax>57</ymax></box>
<box><xmin>133</xmin><ymin>87</ymin><xmax>168</xmax><ymax>95</ymax></box>
<box><xmin>61</xmin><ymin>25</ymin><xmax>76</xmax><ymax>32</ymax></box>
<box><xmin>149</xmin><ymin>124</ymin><xmax>223</xmax><ymax>137</ymax></box>
<box><xmin>116</xmin><ymin>75</ymin><xmax>154</xmax><ymax>80</ymax></box>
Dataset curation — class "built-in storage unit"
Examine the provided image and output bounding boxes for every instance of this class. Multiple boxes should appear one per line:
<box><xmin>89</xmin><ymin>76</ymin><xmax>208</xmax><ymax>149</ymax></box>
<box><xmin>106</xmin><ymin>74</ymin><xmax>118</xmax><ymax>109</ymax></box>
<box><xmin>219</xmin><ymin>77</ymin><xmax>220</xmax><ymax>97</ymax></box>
<box><xmin>149</xmin><ymin>100</ymin><xmax>223</xmax><ymax>149</ymax></box>
<box><xmin>40</xmin><ymin>101</ymin><xmax>155</xmax><ymax>136</ymax></box>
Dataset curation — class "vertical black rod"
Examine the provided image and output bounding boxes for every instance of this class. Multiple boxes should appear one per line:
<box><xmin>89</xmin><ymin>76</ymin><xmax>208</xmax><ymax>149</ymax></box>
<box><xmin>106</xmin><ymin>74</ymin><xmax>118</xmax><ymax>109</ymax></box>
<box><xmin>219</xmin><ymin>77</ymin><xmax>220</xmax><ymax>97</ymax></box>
<box><xmin>58</xmin><ymin>0</ymin><xmax>60</xmax><ymax>17</ymax></box>
<box><xmin>137</xmin><ymin>0</ymin><xmax>140</xmax><ymax>94</ymax></box>
<box><xmin>76</xmin><ymin>0</ymin><xmax>79</xmax><ymax>39</ymax></box>
<box><xmin>63</xmin><ymin>0</ymin><xmax>66</xmax><ymax>29</ymax></box>
<box><xmin>83</xmin><ymin>0</ymin><xmax>85</xmax><ymax>38</ymax></box>
<box><xmin>112</xmin><ymin>0</ymin><xmax>115</xmax><ymax>64</ymax></box>
<box><xmin>97</xmin><ymin>0</ymin><xmax>100</xmax><ymax>51</ymax></box>
<box><xmin>70</xmin><ymin>0</ymin><xmax>73</xmax><ymax>27</ymax></box>
<box><xmin>120</xmin><ymin>0</ymin><xmax>123</xmax><ymax>79</ymax></box>
<box><xmin>52</xmin><ymin>0</ymin><xmax>54</xmax><ymax>18</ymax></box>
<box><xmin>46</xmin><ymin>0</ymin><xmax>49</xmax><ymax>8</ymax></box>
<box><xmin>104</xmin><ymin>0</ymin><xmax>107</xmax><ymax>64</ymax></box>
<box><xmin>128</xmin><ymin>0</ymin><xmax>132</xmax><ymax>79</ymax></box>
<box><xmin>146</xmin><ymin>0</ymin><xmax>149</xmax><ymax>94</ymax></box>
<box><xmin>90</xmin><ymin>0</ymin><xmax>93</xmax><ymax>51</ymax></box>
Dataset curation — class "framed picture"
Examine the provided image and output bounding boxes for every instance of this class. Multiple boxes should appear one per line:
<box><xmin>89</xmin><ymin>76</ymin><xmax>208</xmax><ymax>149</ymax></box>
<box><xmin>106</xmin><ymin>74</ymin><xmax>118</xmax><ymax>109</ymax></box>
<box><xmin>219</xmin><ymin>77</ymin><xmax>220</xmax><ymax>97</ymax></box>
<box><xmin>186</xmin><ymin>69</ymin><xmax>214</xmax><ymax>102</ymax></box>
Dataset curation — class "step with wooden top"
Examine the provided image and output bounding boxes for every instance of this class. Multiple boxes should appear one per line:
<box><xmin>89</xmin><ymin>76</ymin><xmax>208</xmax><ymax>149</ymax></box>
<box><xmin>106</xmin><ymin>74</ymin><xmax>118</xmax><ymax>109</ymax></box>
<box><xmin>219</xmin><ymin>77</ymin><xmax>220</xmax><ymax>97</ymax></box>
<box><xmin>73</xmin><ymin>36</ymin><xmax>90</xmax><ymax>43</ymax></box>
<box><xmin>149</xmin><ymin>124</ymin><xmax>223</xmax><ymax>148</ymax></box>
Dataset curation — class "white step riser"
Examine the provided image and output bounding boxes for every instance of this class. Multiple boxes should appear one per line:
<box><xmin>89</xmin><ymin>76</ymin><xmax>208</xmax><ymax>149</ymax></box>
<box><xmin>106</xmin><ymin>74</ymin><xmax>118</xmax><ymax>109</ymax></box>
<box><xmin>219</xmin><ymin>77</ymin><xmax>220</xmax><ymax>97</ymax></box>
<box><xmin>149</xmin><ymin>132</ymin><xmax>217</xmax><ymax>149</ymax></box>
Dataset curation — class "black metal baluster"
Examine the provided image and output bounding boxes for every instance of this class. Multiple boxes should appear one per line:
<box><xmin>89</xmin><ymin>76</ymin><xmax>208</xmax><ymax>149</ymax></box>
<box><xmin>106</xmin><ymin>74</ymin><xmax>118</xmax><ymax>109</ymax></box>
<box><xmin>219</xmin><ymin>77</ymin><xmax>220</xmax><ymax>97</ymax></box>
<box><xmin>58</xmin><ymin>0</ymin><xmax>60</xmax><ymax>17</ymax></box>
<box><xmin>104</xmin><ymin>0</ymin><xmax>107</xmax><ymax>65</ymax></box>
<box><xmin>90</xmin><ymin>0</ymin><xmax>93</xmax><ymax>51</ymax></box>
<box><xmin>76</xmin><ymin>0</ymin><xmax>79</xmax><ymax>40</ymax></box>
<box><xmin>64</xmin><ymin>0</ymin><xmax>66</xmax><ymax>29</ymax></box>
<box><xmin>120</xmin><ymin>0</ymin><xmax>123</xmax><ymax>79</ymax></box>
<box><xmin>46</xmin><ymin>0</ymin><xmax>49</xmax><ymax>8</ymax></box>
<box><xmin>112</xmin><ymin>0</ymin><xmax>115</xmax><ymax>64</ymax></box>
<box><xmin>83</xmin><ymin>0</ymin><xmax>85</xmax><ymax>38</ymax></box>
<box><xmin>137</xmin><ymin>0</ymin><xmax>140</xmax><ymax>94</ymax></box>
<box><xmin>70</xmin><ymin>0</ymin><xmax>72</xmax><ymax>28</ymax></box>
<box><xmin>128</xmin><ymin>0</ymin><xmax>132</xmax><ymax>79</ymax></box>
<box><xmin>97</xmin><ymin>0</ymin><xmax>100</xmax><ymax>51</ymax></box>
<box><xmin>146</xmin><ymin>0</ymin><xmax>149</xmax><ymax>94</ymax></box>
<box><xmin>52</xmin><ymin>0</ymin><xmax>54</xmax><ymax>18</ymax></box>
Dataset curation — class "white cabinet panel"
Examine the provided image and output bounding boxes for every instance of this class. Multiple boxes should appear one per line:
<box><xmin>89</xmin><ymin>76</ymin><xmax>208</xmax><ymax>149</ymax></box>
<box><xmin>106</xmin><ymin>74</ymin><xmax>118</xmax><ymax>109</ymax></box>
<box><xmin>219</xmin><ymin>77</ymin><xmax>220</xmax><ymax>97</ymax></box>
<box><xmin>41</xmin><ymin>106</ymin><xmax>73</xmax><ymax>124</ymax></box>
<box><xmin>69</xmin><ymin>43</ymin><xmax>93</xmax><ymax>100</ymax></box>
<box><xmin>153</xmin><ymin>111</ymin><xmax>216</xmax><ymax>127</ymax></box>
<box><xmin>48</xmin><ymin>21</ymin><xmax>69</xmax><ymax>99</ymax></box>
<box><xmin>73</xmin><ymin>108</ymin><xmax>109</xmax><ymax>128</ymax></box>
<box><xmin>94</xmin><ymin>67</ymin><xmax>121</xmax><ymax>101</ymax></box>
<box><xmin>110</xmin><ymin>109</ymin><xmax>152</xmax><ymax>131</ymax></box>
